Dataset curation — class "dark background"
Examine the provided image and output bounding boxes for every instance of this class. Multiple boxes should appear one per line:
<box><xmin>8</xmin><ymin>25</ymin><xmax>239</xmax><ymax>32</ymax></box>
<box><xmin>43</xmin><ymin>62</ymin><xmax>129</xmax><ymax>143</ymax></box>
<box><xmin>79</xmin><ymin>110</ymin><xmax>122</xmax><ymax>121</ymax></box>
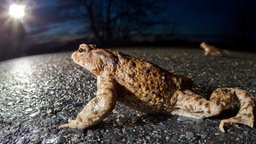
<box><xmin>0</xmin><ymin>0</ymin><xmax>256</xmax><ymax>61</ymax></box>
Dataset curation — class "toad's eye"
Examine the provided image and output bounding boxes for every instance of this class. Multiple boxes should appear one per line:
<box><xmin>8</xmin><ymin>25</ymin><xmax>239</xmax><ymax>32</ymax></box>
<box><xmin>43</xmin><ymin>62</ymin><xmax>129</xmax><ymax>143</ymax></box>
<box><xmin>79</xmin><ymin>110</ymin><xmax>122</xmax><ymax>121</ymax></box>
<box><xmin>78</xmin><ymin>48</ymin><xmax>84</xmax><ymax>52</ymax></box>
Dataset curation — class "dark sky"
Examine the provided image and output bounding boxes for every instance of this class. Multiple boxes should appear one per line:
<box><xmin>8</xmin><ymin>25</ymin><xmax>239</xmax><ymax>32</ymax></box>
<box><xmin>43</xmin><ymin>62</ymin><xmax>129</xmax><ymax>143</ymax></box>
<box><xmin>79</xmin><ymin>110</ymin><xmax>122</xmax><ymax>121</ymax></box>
<box><xmin>1</xmin><ymin>0</ymin><xmax>256</xmax><ymax>48</ymax></box>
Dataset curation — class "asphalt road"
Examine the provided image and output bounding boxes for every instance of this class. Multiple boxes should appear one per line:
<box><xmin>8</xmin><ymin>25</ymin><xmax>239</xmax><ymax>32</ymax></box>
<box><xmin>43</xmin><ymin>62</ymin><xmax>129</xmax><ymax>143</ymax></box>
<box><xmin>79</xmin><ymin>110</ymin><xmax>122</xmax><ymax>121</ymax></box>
<box><xmin>0</xmin><ymin>47</ymin><xmax>256</xmax><ymax>143</ymax></box>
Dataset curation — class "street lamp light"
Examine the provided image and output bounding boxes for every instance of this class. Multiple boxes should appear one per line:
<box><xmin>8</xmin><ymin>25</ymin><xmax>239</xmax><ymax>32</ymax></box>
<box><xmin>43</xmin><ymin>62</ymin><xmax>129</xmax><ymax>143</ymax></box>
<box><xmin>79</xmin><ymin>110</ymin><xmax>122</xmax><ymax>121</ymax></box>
<box><xmin>5</xmin><ymin>3</ymin><xmax>27</xmax><ymax>59</ymax></box>
<box><xmin>9</xmin><ymin>3</ymin><xmax>25</xmax><ymax>19</ymax></box>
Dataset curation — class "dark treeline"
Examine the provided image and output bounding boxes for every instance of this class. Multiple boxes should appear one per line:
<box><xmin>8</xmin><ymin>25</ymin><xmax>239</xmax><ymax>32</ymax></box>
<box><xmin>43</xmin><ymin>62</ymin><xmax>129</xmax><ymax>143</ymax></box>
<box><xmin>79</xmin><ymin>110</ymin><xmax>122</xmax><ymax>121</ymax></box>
<box><xmin>0</xmin><ymin>0</ymin><xmax>256</xmax><ymax>61</ymax></box>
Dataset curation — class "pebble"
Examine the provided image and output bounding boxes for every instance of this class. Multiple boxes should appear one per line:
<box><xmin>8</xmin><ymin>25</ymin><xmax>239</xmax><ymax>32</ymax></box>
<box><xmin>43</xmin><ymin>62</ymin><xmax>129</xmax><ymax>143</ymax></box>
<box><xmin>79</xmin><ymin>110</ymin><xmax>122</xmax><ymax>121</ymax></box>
<box><xmin>185</xmin><ymin>131</ymin><xmax>194</xmax><ymax>139</ymax></box>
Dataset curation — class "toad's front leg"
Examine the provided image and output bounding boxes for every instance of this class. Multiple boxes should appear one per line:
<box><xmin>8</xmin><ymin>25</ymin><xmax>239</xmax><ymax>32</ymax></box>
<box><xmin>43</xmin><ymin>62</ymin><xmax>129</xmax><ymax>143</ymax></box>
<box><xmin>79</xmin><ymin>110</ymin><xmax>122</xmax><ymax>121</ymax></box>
<box><xmin>59</xmin><ymin>74</ymin><xmax>117</xmax><ymax>129</ymax></box>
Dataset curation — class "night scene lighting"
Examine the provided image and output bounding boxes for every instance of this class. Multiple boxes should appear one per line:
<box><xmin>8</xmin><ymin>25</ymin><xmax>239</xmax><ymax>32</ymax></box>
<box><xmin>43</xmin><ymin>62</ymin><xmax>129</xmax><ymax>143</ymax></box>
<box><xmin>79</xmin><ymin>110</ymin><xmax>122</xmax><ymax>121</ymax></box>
<box><xmin>9</xmin><ymin>3</ymin><xmax>25</xmax><ymax>19</ymax></box>
<box><xmin>0</xmin><ymin>1</ymin><xmax>256</xmax><ymax>143</ymax></box>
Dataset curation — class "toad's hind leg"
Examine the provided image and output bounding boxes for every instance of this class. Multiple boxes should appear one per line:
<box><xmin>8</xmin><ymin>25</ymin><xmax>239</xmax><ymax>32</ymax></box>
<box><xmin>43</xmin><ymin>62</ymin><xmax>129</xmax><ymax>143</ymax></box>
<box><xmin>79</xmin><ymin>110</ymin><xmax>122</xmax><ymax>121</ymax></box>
<box><xmin>213</xmin><ymin>88</ymin><xmax>255</xmax><ymax>132</ymax></box>
<box><xmin>172</xmin><ymin>88</ymin><xmax>255</xmax><ymax>132</ymax></box>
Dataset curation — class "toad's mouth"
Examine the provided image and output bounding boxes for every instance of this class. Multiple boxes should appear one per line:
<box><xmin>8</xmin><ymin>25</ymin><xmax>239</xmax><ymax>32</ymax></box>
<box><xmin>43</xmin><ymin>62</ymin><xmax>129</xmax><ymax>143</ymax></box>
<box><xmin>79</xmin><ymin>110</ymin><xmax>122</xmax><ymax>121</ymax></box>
<box><xmin>71</xmin><ymin>52</ymin><xmax>77</xmax><ymax>60</ymax></box>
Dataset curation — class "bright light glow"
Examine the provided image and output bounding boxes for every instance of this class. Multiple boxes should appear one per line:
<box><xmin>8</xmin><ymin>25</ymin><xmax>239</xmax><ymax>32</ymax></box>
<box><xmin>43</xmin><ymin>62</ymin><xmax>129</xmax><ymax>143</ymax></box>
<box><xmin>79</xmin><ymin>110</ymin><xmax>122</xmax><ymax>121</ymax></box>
<box><xmin>9</xmin><ymin>4</ymin><xmax>25</xmax><ymax>19</ymax></box>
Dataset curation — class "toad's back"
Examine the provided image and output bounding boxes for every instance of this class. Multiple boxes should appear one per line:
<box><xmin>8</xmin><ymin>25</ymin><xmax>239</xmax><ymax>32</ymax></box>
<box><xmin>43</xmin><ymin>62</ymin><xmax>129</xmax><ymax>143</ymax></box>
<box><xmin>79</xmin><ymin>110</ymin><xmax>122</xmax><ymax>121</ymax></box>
<box><xmin>111</xmin><ymin>50</ymin><xmax>192</xmax><ymax>113</ymax></box>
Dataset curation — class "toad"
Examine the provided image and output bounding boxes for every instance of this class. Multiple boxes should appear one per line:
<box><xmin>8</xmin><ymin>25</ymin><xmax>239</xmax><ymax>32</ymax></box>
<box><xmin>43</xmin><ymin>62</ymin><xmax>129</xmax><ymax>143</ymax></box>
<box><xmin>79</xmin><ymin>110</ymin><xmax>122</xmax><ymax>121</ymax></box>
<box><xmin>59</xmin><ymin>44</ymin><xmax>255</xmax><ymax>132</ymax></box>
<box><xmin>200</xmin><ymin>42</ymin><xmax>229</xmax><ymax>56</ymax></box>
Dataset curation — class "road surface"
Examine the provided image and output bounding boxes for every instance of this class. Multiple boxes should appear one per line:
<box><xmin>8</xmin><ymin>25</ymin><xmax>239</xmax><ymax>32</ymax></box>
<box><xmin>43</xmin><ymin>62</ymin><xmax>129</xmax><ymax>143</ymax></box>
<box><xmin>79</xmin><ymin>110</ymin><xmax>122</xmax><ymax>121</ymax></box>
<box><xmin>0</xmin><ymin>47</ymin><xmax>256</xmax><ymax>143</ymax></box>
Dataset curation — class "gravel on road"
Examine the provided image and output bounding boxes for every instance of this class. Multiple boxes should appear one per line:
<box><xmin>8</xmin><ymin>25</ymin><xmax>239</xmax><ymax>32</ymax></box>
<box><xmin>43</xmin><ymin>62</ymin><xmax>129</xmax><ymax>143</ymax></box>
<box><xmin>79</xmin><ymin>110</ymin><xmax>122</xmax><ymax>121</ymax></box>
<box><xmin>0</xmin><ymin>47</ymin><xmax>256</xmax><ymax>143</ymax></box>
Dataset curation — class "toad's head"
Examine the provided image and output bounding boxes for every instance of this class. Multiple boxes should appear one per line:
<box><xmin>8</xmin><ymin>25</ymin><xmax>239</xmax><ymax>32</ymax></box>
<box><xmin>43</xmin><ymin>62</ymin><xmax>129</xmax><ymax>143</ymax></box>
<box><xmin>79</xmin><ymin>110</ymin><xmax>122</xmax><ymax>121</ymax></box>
<box><xmin>72</xmin><ymin>44</ymin><xmax>117</xmax><ymax>76</ymax></box>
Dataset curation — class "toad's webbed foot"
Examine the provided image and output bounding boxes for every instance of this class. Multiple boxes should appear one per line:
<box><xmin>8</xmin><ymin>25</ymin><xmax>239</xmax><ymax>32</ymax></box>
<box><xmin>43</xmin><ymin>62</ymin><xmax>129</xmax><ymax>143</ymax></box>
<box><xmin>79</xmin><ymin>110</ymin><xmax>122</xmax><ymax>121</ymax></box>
<box><xmin>218</xmin><ymin>89</ymin><xmax>254</xmax><ymax>132</ymax></box>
